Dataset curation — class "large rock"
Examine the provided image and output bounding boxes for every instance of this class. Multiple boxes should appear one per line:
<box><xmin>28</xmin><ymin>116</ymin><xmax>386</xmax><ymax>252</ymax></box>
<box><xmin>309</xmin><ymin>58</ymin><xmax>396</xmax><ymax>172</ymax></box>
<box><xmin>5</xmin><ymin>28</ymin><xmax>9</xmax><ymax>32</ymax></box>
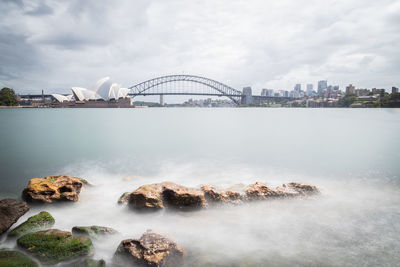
<box><xmin>72</xmin><ymin>225</ymin><xmax>118</xmax><ymax>239</ymax></box>
<box><xmin>129</xmin><ymin>183</ymin><xmax>165</xmax><ymax>210</ymax></box>
<box><xmin>129</xmin><ymin>182</ymin><xmax>206</xmax><ymax>211</ymax></box>
<box><xmin>161</xmin><ymin>182</ymin><xmax>206</xmax><ymax>210</ymax></box>
<box><xmin>118</xmin><ymin>192</ymin><xmax>130</xmax><ymax>205</ymax></box>
<box><xmin>0</xmin><ymin>198</ymin><xmax>29</xmax><ymax>235</ymax></box>
<box><xmin>201</xmin><ymin>185</ymin><xmax>242</xmax><ymax>205</ymax></box>
<box><xmin>275</xmin><ymin>182</ymin><xmax>320</xmax><ymax>197</ymax></box>
<box><xmin>8</xmin><ymin>211</ymin><xmax>55</xmax><ymax>238</ymax></box>
<box><xmin>114</xmin><ymin>230</ymin><xmax>184</xmax><ymax>267</ymax></box>
<box><xmin>17</xmin><ymin>229</ymin><xmax>93</xmax><ymax>264</ymax></box>
<box><xmin>244</xmin><ymin>182</ymin><xmax>280</xmax><ymax>200</ymax></box>
<box><xmin>22</xmin><ymin>174</ymin><xmax>87</xmax><ymax>203</ymax></box>
<box><xmin>0</xmin><ymin>250</ymin><xmax>38</xmax><ymax>267</ymax></box>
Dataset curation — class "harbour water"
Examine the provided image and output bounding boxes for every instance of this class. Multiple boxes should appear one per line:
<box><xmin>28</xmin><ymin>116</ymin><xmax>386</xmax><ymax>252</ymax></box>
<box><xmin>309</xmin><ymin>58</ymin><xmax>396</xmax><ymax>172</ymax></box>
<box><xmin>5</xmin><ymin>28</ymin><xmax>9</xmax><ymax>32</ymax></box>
<box><xmin>0</xmin><ymin>108</ymin><xmax>399</xmax><ymax>266</ymax></box>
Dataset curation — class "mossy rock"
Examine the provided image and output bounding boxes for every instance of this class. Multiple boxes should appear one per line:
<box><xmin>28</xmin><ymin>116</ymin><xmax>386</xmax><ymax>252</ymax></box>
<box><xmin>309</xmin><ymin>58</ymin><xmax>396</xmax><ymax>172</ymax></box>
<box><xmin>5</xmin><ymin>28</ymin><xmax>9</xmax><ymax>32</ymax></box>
<box><xmin>9</xmin><ymin>211</ymin><xmax>55</xmax><ymax>238</ymax></box>
<box><xmin>0</xmin><ymin>250</ymin><xmax>38</xmax><ymax>267</ymax></box>
<box><xmin>72</xmin><ymin>226</ymin><xmax>117</xmax><ymax>239</ymax></box>
<box><xmin>17</xmin><ymin>229</ymin><xmax>93</xmax><ymax>265</ymax></box>
<box><xmin>117</xmin><ymin>192</ymin><xmax>130</xmax><ymax>204</ymax></box>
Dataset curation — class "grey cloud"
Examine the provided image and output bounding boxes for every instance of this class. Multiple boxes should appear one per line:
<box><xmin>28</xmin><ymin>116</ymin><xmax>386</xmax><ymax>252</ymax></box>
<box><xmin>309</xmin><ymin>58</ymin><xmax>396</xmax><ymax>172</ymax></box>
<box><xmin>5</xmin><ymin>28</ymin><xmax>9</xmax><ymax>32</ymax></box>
<box><xmin>25</xmin><ymin>3</ymin><xmax>53</xmax><ymax>16</ymax></box>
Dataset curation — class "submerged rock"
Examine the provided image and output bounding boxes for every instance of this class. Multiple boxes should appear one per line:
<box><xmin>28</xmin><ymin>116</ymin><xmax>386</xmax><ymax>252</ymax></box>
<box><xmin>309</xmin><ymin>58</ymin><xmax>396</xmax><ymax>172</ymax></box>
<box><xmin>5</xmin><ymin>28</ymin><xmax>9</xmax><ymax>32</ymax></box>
<box><xmin>8</xmin><ymin>211</ymin><xmax>55</xmax><ymax>238</ymax></box>
<box><xmin>17</xmin><ymin>229</ymin><xmax>93</xmax><ymax>264</ymax></box>
<box><xmin>201</xmin><ymin>185</ymin><xmax>242</xmax><ymax>205</ymax></box>
<box><xmin>114</xmin><ymin>230</ymin><xmax>185</xmax><ymax>267</ymax></box>
<box><xmin>276</xmin><ymin>182</ymin><xmax>320</xmax><ymax>197</ymax></box>
<box><xmin>129</xmin><ymin>183</ymin><xmax>165</xmax><ymax>210</ymax></box>
<box><xmin>118</xmin><ymin>192</ymin><xmax>130</xmax><ymax>204</ymax></box>
<box><xmin>244</xmin><ymin>182</ymin><xmax>280</xmax><ymax>200</ymax></box>
<box><xmin>22</xmin><ymin>174</ymin><xmax>87</xmax><ymax>203</ymax></box>
<box><xmin>72</xmin><ymin>225</ymin><xmax>118</xmax><ymax>239</ymax></box>
<box><xmin>0</xmin><ymin>198</ymin><xmax>29</xmax><ymax>235</ymax></box>
<box><xmin>162</xmin><ymin>182</ymin><xmax>206</xmax><ymax>210</ymax></box>
<box><xmin>0</xmin><ymin>250</ymin><xmax>38</xmax><ymax>267</ymax></box>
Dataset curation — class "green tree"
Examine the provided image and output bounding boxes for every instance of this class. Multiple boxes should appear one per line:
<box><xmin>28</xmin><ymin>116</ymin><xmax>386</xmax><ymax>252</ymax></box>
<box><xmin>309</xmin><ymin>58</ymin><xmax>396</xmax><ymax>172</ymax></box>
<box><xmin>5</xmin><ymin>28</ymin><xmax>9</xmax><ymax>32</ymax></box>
<box><xmin>338</xmin><ymin>95</ymin><xmax>356</xmax><ymax>107</ymax></box>
<box><xmin>0</xmin><ymin>87</ymin><xmax>18</xmax><ymax>106</ymax></box>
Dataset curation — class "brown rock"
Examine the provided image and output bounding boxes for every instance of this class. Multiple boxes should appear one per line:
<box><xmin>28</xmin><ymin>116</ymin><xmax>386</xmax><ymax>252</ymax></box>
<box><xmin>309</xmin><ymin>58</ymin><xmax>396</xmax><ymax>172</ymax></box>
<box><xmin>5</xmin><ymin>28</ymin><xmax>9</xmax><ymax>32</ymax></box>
<box><xmin>114</xmin><ymin>230</ymin><xmax>184</xmax><ymax>267</ymax></box>
<box><xmin>276</xmin><ymin>182</ymin><xmax>320</xmax><ymax>197</ymax></box>
<box><xmin>244</xmin><ymin>182</ymin><xmax>280</xmax><ymax>200</ymax></box>
<box><xmin>22</xmin><ymin>175</ymin><xmax>87</xmax><ymax>203</ymax></box>
<box><xmin>0</xmin><ymin>198</ymin><xmax>29</xmax><ymax>235</ymax></box>
<box><xmin>161</xmin><ymin>182</ymin><xmax>206</xmax><ymax>210</ymax></box>
<box><xmin>128</xmin><ymin>183</ymin><xmax>164</xmax><ymax>210</ymax></box>
<box><xmin>201</xmin><ymin>185</ymin><xmax>242</xmax><ymax>205</ymax></box>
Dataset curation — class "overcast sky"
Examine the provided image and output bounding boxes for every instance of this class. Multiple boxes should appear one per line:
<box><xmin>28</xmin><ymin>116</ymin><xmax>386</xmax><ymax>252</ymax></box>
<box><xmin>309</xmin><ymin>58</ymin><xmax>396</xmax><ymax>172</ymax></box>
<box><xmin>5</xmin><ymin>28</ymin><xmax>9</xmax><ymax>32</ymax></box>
<box><xmin>0</xmin><ymin>0</ymin><xmax>399</xmax><ymax>95</ymax></box>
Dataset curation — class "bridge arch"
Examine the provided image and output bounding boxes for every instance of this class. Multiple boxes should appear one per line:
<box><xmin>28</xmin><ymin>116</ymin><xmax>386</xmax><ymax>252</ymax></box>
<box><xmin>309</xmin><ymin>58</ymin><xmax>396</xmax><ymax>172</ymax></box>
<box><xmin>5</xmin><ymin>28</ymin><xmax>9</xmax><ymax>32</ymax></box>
<box><xmin>128</xmin><ymin>75</ymin><xmax>242</xmax><ymax>104</ymax></box>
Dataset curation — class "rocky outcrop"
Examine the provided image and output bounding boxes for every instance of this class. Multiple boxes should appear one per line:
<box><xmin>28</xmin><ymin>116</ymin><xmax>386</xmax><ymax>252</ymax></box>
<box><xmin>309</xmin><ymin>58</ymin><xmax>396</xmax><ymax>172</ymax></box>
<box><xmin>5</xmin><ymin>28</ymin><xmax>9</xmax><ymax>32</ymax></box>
<box><xmin>201</xmin><ymin>185</ymin><xmax>242</xmax><ymax>205</ymax></box>
<box><xmin>72</xmin><ymin>225</ymin><xmax>118</xmax><ymax>239</ymax></box>
<box><xmin>22</xmin><ymin>175</ymin><xmax>87</xmax><ymax>203</ymax></box>
<box><xmin>162</xmin><ymin>182</ymin><xmax>206</xmax><ymax>210</ymax></box>
<box><xmin>244</xmin><ymin>182</ymin><xmax>280</xmax><ymax>200</ymax></box>
<box><xmin>118</xmin><ymin>192</ymin><xmax>130</xmax><ymax>204</ymax></box>
<box><xmin>0</xmin><ymin>198</ymin><xmax>29</xmax><ymax>235</ymax></box>
<box><xmin>126</xmin><ymin>181</ymin><xmax>320</xmax><ymax>211</ymax></box>
<box><xmin>17</xmin><ymin>229</ymin><xmax>93</xmax><ymax>265</ymax></box>
<box><xmin>114</xmin><ymin>230</ymin><xmax>185</xmax><ymax>267</ymax></box>
<box><xmin>76</xmin><ymin>258</ymin><xmax>106</xmax><ymax>267</ymax></box>
<box><xmin>8</xmin><ymin>211</ymin><xmax>55</xmax><ymax>238</ymax></box>
<box><xmin>129</xmin><ymin>182</ymin><xmax>206</xmax><ymax>211</ymax></box>
<box><xmin>0</xmin><ymin>250</ymin><xmax>38</xmax><ymax>267</ymax></box>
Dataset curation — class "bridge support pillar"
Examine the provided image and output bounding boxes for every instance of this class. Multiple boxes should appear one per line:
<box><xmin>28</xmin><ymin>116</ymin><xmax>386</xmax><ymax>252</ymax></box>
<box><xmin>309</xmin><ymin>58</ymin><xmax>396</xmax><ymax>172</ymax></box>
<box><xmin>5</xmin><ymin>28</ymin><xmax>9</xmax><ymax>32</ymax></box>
<box><xmin>160</xmin><ymin>94</ymin><xmax>165</xmax><ymax>106</ymax></box>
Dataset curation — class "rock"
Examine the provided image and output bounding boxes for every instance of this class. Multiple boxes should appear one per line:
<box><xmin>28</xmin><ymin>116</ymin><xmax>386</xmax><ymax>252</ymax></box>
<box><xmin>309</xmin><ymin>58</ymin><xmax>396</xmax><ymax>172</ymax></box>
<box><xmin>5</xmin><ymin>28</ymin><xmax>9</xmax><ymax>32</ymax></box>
<box><xmin>0</xmin><ymin>198</ymin><xmax>29</xmax><ymax>235</ymax></box>
<box><xmin>72</xmin><ymin>225</ymin><xmax>118</xmax><ymax>239</ymax></box>
<box><xmin>17</xmin><ymin>229</ymin><xmax>93</xmax><ymax>265</ymax></box>
<box><xmin>162</xmin><ymin>182</ymin><xmax>206</xmax><ymax>210</ymax></box>
<box><xmin>244</xmin><ymin>182</ymin><xmax>279</xmax><ymax>200</ymax></box>
<box><xmin>114</xmin><ymin>230</ymin><xmax>184</xmax><ymax>267</ymax></box>
<box><xmin>0</xmin><ymin>250</ymin><xmax>38</xmax><ymax>267</ymax></box>
<box><xmin>22</xmin><ymin>174</ymin><xmax>87</xmax><ymax>203</ymax></box>
<box><xmin>8</xmin><ymin>211</ymin><xmax>55</xmax><ymax>238</ymax></box>
<box><xmin>118</xmin><ymin>192</ymin><xmax>130</xmax><ymax>205</ymax></box>
<box><xmin>201</xmin><ymin>185</ymin><xmax>242</xmax><ymax>205</ymax></box>
<box><xmin>276</xmin><ymin>182</ymin><xmax>320</xmax><ymax>197</ymax></box>
<box><xmin>128</xmin><ymin>183</ymin><xmax>165</xmax><ymax>210</ymax></box>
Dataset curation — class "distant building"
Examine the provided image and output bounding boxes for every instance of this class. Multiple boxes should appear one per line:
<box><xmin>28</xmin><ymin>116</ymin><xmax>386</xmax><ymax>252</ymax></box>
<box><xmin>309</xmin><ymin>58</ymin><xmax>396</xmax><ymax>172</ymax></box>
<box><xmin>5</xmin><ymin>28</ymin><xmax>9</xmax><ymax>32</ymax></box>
<box><xmin>267</xmin><ymin>89</ymin><xmax>274</xmax><ymax>96</ymax></box>
<box><xmin>345</xmin><ymin>84</ymin><xmax>356</xmax><ymax>95</ymax></box>
<box><xmin>306</xmin><ymin>84</ymin><xmax>313</xmax><ymax>96</ymax></box>
<box><xmin>294</xmin><ymin>84</ymin><xmax>301</xmax><ymax>92</ymax></box>
<box><xmin>318</xmin><ymin>80</ymin><xmax>328</xmax><ymax>95</ymax></box>
<box><xmin>392</xmin><ymin>87</ymin><xmax>399</xmax><ymax>94</ymax></box>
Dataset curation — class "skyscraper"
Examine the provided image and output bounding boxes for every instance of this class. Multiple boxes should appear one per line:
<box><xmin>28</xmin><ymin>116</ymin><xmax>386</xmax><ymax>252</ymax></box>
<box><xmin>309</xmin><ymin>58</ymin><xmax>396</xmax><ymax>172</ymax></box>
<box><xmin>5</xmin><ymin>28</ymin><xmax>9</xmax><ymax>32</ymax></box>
<box><xmin>294</xmin><ymin>84</ymin><xmax>301</xmax><ymax>92</ymax></box>
<box><xmin>306</xmin><ymin>84</ymin><xmax>313</xmax><ymax>96</ymax></box>
<box><xmin>318</xmin><ymin>80</ymin><xmax>327</xmax><ymax>95</ymax></box>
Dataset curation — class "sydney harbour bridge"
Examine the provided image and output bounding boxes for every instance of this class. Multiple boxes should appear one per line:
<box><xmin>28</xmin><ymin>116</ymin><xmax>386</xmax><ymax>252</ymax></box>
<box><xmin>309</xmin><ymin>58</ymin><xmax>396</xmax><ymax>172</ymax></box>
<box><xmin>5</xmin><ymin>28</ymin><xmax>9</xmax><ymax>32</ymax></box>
<box><xmin>128</xmin><ymin>75</ymin><xmax>290</xmax><ymax>105</ymax></box>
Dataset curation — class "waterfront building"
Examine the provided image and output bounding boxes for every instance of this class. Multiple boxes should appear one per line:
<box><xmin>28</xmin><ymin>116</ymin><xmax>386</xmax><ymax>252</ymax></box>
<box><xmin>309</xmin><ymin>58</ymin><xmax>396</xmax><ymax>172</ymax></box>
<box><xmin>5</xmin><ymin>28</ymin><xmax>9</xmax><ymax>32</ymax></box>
<box><xmin>392</xmin><ymin>87</ymin><xmax>399</xmax><ymax>94</ymax></box>
<box><xmin>261</xmin><ymin>89</ymin><xmax>267</xmax><ymax>96</ymax></box>
<box><xmin>242</xmin><ymin>87</ymin><xmax>253</xmax><ymax>105</ymax></box>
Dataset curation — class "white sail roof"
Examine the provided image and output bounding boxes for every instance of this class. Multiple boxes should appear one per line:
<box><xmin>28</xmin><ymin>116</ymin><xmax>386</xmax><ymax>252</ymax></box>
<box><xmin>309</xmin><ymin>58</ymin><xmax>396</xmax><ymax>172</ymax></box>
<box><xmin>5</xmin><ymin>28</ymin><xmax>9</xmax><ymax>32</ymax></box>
<box><xmin>52</xmin><ymin>94</ymin><xmax>70</xmax><ymax>102</ymax></box>
<box><xmin>70</xmin><ymin>77</ymin><xmax>128</xmax><ymax>101</ymax></box>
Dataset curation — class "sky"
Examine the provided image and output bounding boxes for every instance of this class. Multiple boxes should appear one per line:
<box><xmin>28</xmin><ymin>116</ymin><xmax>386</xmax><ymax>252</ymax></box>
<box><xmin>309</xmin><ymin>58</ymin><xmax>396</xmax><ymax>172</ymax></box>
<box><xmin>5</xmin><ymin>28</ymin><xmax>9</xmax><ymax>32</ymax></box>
<box><xmin>0</xmin><ymin>0</ymin><xmax>399</xmax><ymax>95</ymax></box>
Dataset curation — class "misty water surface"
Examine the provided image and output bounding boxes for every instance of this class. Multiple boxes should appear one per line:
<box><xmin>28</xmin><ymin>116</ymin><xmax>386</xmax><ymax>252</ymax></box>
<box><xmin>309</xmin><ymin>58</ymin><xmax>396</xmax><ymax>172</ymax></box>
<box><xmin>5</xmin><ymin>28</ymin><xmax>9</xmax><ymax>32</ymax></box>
<box><xmin>0</xmin><ymin>108</ymin><xmax>399</xmax><ymax>266</ymax></box>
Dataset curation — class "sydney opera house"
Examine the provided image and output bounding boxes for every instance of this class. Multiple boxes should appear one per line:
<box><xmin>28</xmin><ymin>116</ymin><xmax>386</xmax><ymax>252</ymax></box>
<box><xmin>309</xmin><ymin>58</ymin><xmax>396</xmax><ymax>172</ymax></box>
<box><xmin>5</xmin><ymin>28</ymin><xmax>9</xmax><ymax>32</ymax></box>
<box><xmin>51</xmin><ymin>77</ymin><xmax>132</xmax><ymax>108</ymax></box>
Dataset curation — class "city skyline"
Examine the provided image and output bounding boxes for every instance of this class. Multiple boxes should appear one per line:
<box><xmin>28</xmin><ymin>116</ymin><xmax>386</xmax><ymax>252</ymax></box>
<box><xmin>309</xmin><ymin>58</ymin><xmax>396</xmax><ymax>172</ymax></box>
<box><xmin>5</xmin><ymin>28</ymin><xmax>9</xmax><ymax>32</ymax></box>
<box><xmin>0</xmin><ymin>0</ymin><xmax>399</xmax><ymax>96</ymax></box>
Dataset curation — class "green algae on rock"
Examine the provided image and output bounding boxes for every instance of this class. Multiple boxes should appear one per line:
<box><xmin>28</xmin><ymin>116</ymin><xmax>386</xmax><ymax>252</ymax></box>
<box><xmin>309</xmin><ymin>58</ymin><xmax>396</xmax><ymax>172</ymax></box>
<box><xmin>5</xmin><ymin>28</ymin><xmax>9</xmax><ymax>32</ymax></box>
<box><xmin>117</xmin><ymin>192</ymin><xmax>130</xmax><ymax>204</ymax></box>
<box><xmin>76</xmin><ymin>258</ymin><xmax>106</xmax><ymax>267</ymax></box>
<box><xmin>17</xmin><ymin>229</ymin><xmax>93</xmax><ymax>265</ymax></box>
<box><xmin>0</xmin><ymin>250</ymin><xmax>38</xmax><ymax>267</ymax></box>
<box><xmin>72</xmin><ymin>226</ymin><xmax>118</xmax><ymax>239</ymax></box>
<box><xmin>8</xmin><ymin>211</ymin><xmax>55</xmax><ymax>238</ymax></box>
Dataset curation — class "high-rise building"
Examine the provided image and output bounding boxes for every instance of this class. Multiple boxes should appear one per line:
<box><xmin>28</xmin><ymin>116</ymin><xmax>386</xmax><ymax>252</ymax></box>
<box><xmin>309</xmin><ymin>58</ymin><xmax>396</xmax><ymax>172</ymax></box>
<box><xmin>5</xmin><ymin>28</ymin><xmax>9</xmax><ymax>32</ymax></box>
<box><xmin>294</xmin><ymin>84</ymin><xmax>301</xmax><ymax>92</ymax></box>
<box><xmin>392</xmin><ymin>87</ymin><xmax>399</xmax><ymax>94</ymax></box>
<box><xmin>267</xmin><ymin>89</ymin><xmax>274</xmax><ymax>96</ymax></box>
<box><xmin>345</xmin><ymin>84</ymin><xmax>356</xmax><ymax>95</ymax></box>
<box><xmin>261</xmin><ymin>89</ymin><xmax>267</xmax><ymax>96</ymax></box>
<box><xmin>317</xmin><ymin>80</ymin><xmax>328</xmax><ymax>95</ymax></box>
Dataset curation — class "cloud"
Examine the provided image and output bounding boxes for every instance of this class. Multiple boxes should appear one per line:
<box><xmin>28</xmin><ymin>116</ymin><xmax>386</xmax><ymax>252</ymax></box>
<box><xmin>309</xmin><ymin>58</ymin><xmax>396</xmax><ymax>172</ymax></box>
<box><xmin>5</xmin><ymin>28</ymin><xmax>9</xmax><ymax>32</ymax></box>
<box><xmin>0</xmin><ymin>0</ymin><xmax>399</xmax><ymax>94</ymax></box>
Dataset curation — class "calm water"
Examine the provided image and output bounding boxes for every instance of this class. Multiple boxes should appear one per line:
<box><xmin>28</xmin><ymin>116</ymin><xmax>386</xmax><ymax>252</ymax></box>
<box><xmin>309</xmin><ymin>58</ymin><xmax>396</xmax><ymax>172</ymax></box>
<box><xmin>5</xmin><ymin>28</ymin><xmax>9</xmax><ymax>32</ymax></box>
<box><xmin>0</xmin><ymin>108</ymin><xmax>399</xmax><ymax>266</ymax></box>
